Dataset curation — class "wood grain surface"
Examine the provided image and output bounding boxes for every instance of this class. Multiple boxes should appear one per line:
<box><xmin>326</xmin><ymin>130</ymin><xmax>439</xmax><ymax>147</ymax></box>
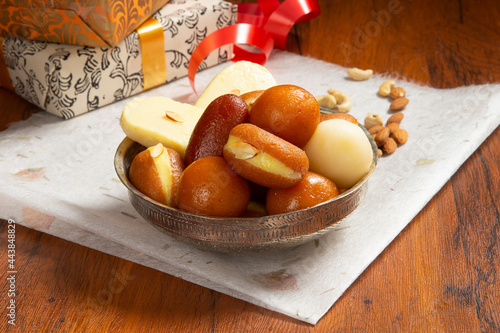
<box><xmin>1</xmin><ymin>0</ymin><xmax>499</xmax><ymax>332</ymax></box>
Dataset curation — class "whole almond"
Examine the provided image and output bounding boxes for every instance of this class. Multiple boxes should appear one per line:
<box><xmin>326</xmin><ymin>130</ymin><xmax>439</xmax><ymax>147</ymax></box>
<box><xmin>382</xmin><ymin>137</ymin><xmax>397</xmax><ymax>154</ymax></box>
<box><xmin>390</xmin><ymin>87</ymin><xmax>406</xmax><ymax>99</ymax></box>
<box><xmin>392</xmin><ymin>128</ymin><xmax>409</xmax><ymax>145</ymax></box>
<box><xmin>387</xmin><ymin>112</ymin><xmax>404</xmax><ymax>125</ymax></box>
<box><xmin>390</xmin><ymin>97</ymin><xmax>409</xmax><ymax>111</ymax></box>
<box><xmin>368</xmin><ymin>124</ymin><xmax>384</xmax><ymax>135</ymax></box>
<box><xmin>378</xmin><ymin>149</ymin><xmax>383</xmax><ymax>158</ymax></box>
<box><xmin>387</xmin><ymin>122</ymin><xmax>400</xmax><ymax>134</ymax></box>
<box><xmin>375</xmin><ymin>127</ymin><xmax>390</xmax><ymax>147</ymax></box>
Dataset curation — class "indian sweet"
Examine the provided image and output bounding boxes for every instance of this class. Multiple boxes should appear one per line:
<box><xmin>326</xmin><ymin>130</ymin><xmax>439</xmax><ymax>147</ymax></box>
<box><xmin>249</xmin><ymin>84</ymin><xmax>320</xmax><ymax>148</ymax></box>
<box><xmin>129</xmin><ymin>143</ymin><xmax>184</xmax><ymax>207</ymax></box>
<box><xmin>223</xmin><ymin>123</ymin><xmax>309</xmax><ymax>189</ymax></box>
<box><xmin>121</xmin><ymin>96</ymin><xmax>203</xmax><ymax>158</ymax></box>
<box><xmin>266</xmin><ymin>171</ymin><xmax>339</xmax><ymax>215</ymax></box>
<box><xmin>304</xmin><ymin>119</ymin><xmax>373</xmax><ymax>189</ymax></box>
<box><xmin>184</xmin><ymin>94</ymin><xmax>249</xmax><ymax>166</ymax></box>
<box><xmin>177</xmin><ymin>156</ymin><xmax>251</xmax><ymax>217</ymax></box>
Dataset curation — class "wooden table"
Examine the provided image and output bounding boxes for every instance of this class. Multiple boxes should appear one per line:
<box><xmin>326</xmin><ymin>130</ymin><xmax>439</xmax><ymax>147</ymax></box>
<box><xmin>1</xmin><ymin>1</ymin><xmax>499</xmax><ymax>331</ymax></box>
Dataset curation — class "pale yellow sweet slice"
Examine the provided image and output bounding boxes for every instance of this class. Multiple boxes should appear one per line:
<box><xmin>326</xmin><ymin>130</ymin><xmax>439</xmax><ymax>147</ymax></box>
<box><xmin>194</xmin><ymin>61</ymin><xmax>277</xmax><ymax>111</ymax></box>
<box><xmin>120</xmin><ymin>96</ymin><xmax>203</xmax><ymax>158</ymax></box>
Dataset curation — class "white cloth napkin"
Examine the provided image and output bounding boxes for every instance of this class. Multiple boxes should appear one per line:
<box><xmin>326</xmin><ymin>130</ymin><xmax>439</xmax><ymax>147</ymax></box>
<box><xmin>1</xmin><ymin>50</ymin><xmax>499</xmax><ymax>324</ymax></box>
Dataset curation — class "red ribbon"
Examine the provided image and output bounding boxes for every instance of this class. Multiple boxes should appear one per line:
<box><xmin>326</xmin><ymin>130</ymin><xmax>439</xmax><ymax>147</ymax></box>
<box><xmin>188</xmin><ymin>0</ymin><xmax>321</xmax><ymax>94</ymax></box>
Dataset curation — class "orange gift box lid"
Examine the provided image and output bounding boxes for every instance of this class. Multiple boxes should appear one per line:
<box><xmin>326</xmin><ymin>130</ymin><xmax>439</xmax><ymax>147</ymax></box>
<box><xmin>0</xmin><ymin>0</ymin><xmax>170</xmax><ymax>47</ymax></box>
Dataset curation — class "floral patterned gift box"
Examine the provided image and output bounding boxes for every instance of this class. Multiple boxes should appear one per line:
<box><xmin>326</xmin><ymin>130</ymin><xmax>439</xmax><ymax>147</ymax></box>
<box><xmin>0</xmin><ymin>0</ymin><xmax>237</xmax><ymax>119</ymax></box>
<box><xmin>0</xmin><ymin>0</ymin><xmax>170</xmax><ymax>48</ymax></box>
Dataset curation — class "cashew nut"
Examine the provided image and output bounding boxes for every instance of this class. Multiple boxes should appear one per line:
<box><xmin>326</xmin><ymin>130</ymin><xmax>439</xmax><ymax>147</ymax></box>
<box><xmin>315</xmin><ymin>94</ymin><xmax>337</xmax><ymax>109</ymax></box>
<box><xmin>347</xmin><ymin>67</ymin><xmax>373</xmax><ymax>81</ymax></box>
<box><xmin>364</xmin><ymin>113</ymin><xmax>383</xmax><ymax>129</ymax></box>
<box><xmin>327</xmin><ymin>89</ymin><xmax>352</xmax><ymax>113</ymax></box>
<box><xmin>379</xmin><ymin>80</ymin><xmax>395</xmax><ymax>97</ymax></box>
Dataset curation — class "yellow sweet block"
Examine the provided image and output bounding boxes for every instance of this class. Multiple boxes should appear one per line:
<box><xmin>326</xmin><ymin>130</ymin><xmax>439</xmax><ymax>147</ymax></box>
<box><xmin>120</xmin><ymin>96</ymin><xmax>203</xmax><ymax>158</ymax></box>
<box><xmin>194</xmin><ymin>61</ymin><xmax>277</xmax><ymax>111</ymax></box>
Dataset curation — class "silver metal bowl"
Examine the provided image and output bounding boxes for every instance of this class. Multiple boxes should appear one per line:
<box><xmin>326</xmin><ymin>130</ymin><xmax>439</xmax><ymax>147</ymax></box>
<box><xmin>114</xmin><ymin>109</ymin><xmax>378</xmax><ymax>252</ymax></box>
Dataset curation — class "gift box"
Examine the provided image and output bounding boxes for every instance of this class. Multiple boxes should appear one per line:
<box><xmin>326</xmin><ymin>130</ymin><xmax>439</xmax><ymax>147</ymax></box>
<box><xmin>0</xmin><ymin>0</ymin><xmax>170</xmax><ymax>48</ymax></box>
<box><xmin>0</xmin><ymin>0</ymin><xmax>237</xmax><ymax>119</ymax></box>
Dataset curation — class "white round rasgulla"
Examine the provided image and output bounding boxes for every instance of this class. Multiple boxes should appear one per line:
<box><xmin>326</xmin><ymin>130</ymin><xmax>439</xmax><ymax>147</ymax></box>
<box><xmin>304</xmin><ymin>119</ymin><xmax>373</xmax><ymax>189</ymax></box>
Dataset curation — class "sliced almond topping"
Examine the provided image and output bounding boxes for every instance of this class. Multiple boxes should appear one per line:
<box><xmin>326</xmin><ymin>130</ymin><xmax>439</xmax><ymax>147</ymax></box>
<box><xmin>227</xmin><ymin>141</ymin><xmax>260</xmax><ymax>160</ymax></box>
<box><xmin>149</xmin><ymin>143</ymin><xmax>164</xmax><ymax>158</ymax></box>
<box><xmin>165</xmin><ymin>111</ymin><xmax>184</xmax><ymax>123</ymax></box>
<box><xmin>229</xmin><ymin>89</ymin><xmax>241</xmax><ymax>95</ymax></box>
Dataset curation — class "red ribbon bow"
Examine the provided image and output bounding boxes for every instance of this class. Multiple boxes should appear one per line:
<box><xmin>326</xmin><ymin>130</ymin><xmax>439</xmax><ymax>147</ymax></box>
<box><xmin>187</xmin><ymin>0</ymin><xmax>321</xmax><ymax>94</ymax></box>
